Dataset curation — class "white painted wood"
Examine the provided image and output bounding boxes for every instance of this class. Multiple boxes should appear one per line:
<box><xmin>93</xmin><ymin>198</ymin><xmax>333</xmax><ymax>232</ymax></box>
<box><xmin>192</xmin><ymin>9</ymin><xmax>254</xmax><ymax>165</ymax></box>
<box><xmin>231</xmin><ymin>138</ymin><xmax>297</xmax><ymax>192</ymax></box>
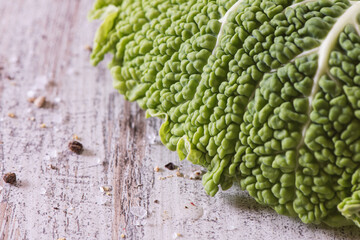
<box><xmin>0</xmin><ymin>1</ymin><xmax>360</xmax><ymax>239</ymax></box>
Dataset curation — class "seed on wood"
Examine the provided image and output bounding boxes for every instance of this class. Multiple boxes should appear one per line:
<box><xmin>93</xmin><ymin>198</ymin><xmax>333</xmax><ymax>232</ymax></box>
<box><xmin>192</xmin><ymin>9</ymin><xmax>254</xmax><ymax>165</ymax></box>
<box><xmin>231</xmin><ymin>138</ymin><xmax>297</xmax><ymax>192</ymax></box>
<box><xmin>49</xmin><ymin>164</ymin><xmax>57</xmax><ymax>170</ymax></box>
<box><xmin>68</xmin><ymin>141</ymin><xmax>84</xmax><ymax>155</ymax></box>
<box><xmin>3</xmin><ymin>172</ymin><xmax>16</xmax><ymax>184</ymax></box>
<box><xmin>72</xmin><ymin>134</ymin><xmax>80</xmax><ymax>140</ymax></box>
<box><xmin>190</xmin><ymin>170</ymin><xmax>203</xmax><ymax>180</ymax></box>
<box><xmin>7</xmin><ymin>113</ymin><xmax>15</xmax><ymax>118</ymax></box>
<box><xmin>84</xmin><ymin>45</ymin><xmax>93</xmax><ymax>52</ymax></box>
<box><xmin>6</xmin><ymin>75</ymin><xmax>14</xmax><ymax>80</ymax></box>
<box><xmin>27</xmin><ymin>97</ymin><xmax>36</xmax><ymax>103</ymax></box>
<box><xmin>100</xmin><ymin>186</ymin><xmax>112</xmax><ymax>192</ymax></box>
<box><xmin>172</xmin><ymin>232</ymin><xmax>182</xmax><ymax>239</ymax></box>
<box><xmin>34</xmin><ymin>96</ymin><xmax>46</xmax><ymax>108</ymax></box>
<box><xmin>154</xmin><ymin>166</ymin><xmax>160</xmax><ymax>172</ymax></box>
<box><xmin>164</xmin><ymin>162</ymin><xmax>176</xmax><ymax>170</ymax></box>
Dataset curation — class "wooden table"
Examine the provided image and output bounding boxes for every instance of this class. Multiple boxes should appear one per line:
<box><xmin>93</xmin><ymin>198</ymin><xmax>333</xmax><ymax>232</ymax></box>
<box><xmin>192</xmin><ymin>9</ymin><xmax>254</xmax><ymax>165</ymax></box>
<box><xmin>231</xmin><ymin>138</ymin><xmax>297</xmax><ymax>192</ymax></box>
<box><xmin>0</xmin><ymin>1</ymin><xmax>360</xmax><ymax>239</ymax></box>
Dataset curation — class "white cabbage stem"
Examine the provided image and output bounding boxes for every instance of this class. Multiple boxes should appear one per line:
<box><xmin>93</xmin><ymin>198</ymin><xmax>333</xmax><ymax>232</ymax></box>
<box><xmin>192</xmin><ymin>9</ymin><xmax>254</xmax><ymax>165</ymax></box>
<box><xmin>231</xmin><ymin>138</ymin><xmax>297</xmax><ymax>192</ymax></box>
<box><xmin>213</xmin><ymin>0</ymin><xmax>244</xmax><ymax>54</ymax></box>
<box><xmin>297</xmin><ymin>1</ymin><xmax>360</xmax><ymax>149</ymax></box>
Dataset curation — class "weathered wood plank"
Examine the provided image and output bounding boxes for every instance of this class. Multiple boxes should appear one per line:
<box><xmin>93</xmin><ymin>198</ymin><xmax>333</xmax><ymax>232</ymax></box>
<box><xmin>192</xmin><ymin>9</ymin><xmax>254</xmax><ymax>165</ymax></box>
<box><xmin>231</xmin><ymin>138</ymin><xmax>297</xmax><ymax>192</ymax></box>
<box><xmin>112</xmin><ymin>102</ymin><xmax>148</xmax><ymax>239</ymax></box>
<box><xmin>0</xmin><ymin>1</ymin><xmax>115</xmax><ymax>239</ymax></box>
<box><xmin>1</xmin><ymin>1</ymin><xmax>360</xmax><ymax>240</ymax></box>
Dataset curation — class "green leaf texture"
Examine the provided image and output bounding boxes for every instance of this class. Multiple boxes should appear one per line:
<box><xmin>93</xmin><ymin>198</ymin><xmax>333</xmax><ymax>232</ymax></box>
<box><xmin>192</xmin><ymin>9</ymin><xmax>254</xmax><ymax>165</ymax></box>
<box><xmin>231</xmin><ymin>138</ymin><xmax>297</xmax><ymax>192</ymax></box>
<box><xmin>90</xmin><ymin>0</ymin><xmax>360</xmax><ymax>227</ymax></box>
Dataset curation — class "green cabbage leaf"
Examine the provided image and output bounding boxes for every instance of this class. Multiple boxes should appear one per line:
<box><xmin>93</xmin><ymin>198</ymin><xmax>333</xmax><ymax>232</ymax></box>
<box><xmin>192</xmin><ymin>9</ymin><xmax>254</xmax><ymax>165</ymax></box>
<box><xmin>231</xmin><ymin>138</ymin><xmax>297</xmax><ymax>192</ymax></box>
<box><xmin>90</xmin><ymin>0</ymin><xmax>360</xmax><ymax>227</ymax></box>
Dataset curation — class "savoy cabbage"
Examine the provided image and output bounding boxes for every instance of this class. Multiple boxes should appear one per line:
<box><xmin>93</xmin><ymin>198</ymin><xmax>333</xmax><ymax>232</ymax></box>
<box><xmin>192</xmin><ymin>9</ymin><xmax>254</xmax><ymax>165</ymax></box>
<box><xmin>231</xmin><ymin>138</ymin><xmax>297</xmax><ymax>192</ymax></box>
<box><xmin>90</xmin><ymin>0</ymin><xmax>360</xmax><ymax>227</ymax></box>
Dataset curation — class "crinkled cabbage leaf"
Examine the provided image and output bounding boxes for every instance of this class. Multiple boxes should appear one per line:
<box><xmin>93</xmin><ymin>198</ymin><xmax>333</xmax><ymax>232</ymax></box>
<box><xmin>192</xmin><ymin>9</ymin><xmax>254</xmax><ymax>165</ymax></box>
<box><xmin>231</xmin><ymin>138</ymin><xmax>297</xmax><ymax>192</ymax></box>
<box><xmin>90</xmin><ymin>0</ymin><xmax>360</xmax><ymax>227</ymax></box>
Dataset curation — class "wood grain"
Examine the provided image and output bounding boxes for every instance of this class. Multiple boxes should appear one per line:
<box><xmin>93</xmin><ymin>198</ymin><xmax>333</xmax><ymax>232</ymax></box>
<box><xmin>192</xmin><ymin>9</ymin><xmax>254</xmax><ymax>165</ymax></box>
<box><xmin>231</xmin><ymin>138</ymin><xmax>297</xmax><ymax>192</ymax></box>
<box><xmin>1</xmin><ymin>1</ymin><xmax>360</xmax><ymax>239</ymax></box>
